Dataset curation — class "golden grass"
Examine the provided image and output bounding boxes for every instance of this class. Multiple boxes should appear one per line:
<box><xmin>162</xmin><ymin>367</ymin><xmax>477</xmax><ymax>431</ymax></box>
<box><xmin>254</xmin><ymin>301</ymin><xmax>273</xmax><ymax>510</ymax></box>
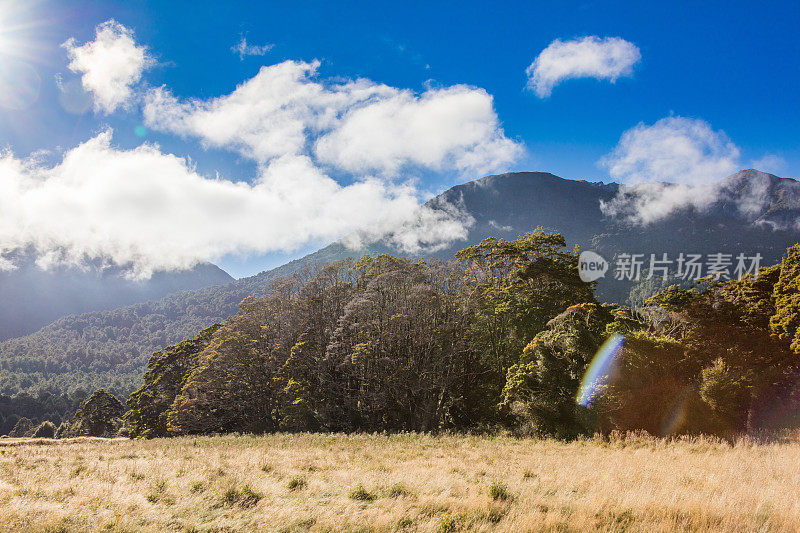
<box><xmin>0</xmin><ymin>432</ymin><xmax>799</xmax><ymax>532</ymax></box>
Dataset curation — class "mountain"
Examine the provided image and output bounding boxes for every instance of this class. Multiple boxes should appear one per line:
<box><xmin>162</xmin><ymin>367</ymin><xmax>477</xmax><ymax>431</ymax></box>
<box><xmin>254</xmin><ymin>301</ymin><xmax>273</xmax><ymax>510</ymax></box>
<box><xmin>1</xmin><ymin>170</ymin><xmax>798</xmax><ymax>398</ymax></box>
<box><xmin>0</xmin><ymin>256</ymin><xmax>233</xmax><ymax>341</ymax></box>
<box><xmin>305</xmin><ymin>169</ymin><xmax>800</xmax><ymax>301</ymax></box>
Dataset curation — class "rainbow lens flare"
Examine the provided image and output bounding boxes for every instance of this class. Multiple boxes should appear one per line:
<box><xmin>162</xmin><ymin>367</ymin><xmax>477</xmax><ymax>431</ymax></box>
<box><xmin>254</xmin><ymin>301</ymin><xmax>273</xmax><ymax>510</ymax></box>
<box><xmin>576</xmin><ymin>333</ymin><xmax>624</xmax><ymax>407</ymax></box>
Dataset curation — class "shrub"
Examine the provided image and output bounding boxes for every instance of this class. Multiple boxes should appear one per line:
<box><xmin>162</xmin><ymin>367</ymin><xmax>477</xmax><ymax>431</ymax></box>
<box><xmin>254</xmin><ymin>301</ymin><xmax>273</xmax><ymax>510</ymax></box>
<box><xmin>8</xmin><ymin>417</ymin><xmax>33</xmax><ymax>437</ymax></box>
<box><xmin>32</xmin><ymin>421</ymin><xmax>56</xmax><ymax>438</ymax></box>
<box><xmin>147</xmin><ymin>479</ymin><xmax>169</xmax><ymax>503</ymax></box>
<box><xmin>238</xmin><ymin>486</ymin><xmax>262</xmax><ymax>508</ymax></box>
<box><xmin>437</xmin><ymin>511</ymin><xmax>467</xmax><ymax>532</ymax></box>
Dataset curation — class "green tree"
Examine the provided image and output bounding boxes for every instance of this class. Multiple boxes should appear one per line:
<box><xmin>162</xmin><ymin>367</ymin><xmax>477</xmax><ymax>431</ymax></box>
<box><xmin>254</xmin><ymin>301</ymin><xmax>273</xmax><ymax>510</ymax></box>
<box><xmin>325</xmin><ymin>257</ymin><xmax>481</xmax><ymax>431</ymax></box>
<box><xmin>275</xmin><ymin>262</ymin><xmax>357</xmax><ymax>431</ymax></box>
<box><xmin>168</xmin><ymin>288</ymin><xmax>300</xmax><ymax>435</ymax></box>
<box><xmin>125</xmin><ymin>323</ymin><xmax>221</xmax><ymax>438</ymax></box>
<box><xmin>598</xmin><ymin>330</ymin><xmax>704</xmax><ymax>436</ymax></box>
<box><xmin>771</xmin><ymin>245</ymin><xmax>800</xmax><ymax>354</ymax></box>
<box><xmin>502</xmin><ymin>303</ymin><xmax>611</xmax><ymax>438</ymax></box>
<box><xmin>699</xmin><ymin>358</ymin><xmax>751</xmax><ymax>435</ymax></box>
<box><xmin>66</xmin><ymin>389</ymin><xmax>124</xmax><ymax>437</ymax></box>
<box><xmin>8</xmin><ymin>417</ymin><xmax>33</xmax><ymax>437</ymax></box>
<box><xmin>644</xmin><ymin>263</ymin><xmax>795</xmax><ymax>433</ymax></box>
<box><xmin>457</xmin><ymin>230</ymin><xmax>596</xmax><ymax>411</ymax></box>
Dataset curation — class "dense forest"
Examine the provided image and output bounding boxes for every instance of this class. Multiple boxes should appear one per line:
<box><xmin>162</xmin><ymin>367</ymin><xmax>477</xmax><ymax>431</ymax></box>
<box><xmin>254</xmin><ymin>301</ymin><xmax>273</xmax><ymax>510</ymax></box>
<box><xmin>116</xmin><ymin>230</ymin><xmax>800</xmax><ymax>439</ymax></box>
<box><xmin>6</xmin><ymin>230</ymin><xmax>800</xmax><ymax>439</ymax></box>
<box><xmin>0</xmin><ymin>390</ymin><xmax>87</xmax><ymax>436</ymax></box>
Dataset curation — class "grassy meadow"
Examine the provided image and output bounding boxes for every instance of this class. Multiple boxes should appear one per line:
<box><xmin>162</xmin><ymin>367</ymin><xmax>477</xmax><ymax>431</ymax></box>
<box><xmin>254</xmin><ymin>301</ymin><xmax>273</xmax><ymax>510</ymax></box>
<box><xmin>0</xmin><ymin>433</ymin><xmax>799</xmax><ymax>532</ymax></box>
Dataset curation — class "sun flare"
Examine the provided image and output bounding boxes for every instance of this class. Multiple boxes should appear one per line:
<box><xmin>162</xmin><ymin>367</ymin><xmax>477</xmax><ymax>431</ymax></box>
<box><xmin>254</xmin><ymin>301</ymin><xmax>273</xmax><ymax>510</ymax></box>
<box><xmin>0</xmin><ymin>0</ymin><xmax>45</xmax><ymax>110</ymax></box>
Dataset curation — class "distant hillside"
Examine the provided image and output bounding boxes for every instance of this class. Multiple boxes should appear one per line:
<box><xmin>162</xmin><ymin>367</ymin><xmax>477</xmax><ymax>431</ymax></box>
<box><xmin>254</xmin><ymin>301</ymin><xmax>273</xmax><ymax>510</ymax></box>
<box><xmin>0</xmin><ymin>256</ymin><xmax>233</xmax><ymax>341</ymax></box>
<box><xmin>1</xmin><ymin>169</ymin><xmax>798</xmax><ymax>398</ymax></box>
<box><xmin>0</xmin><ymin>255</ymin><xmax>325</xmax><ymax>397</ymax></box>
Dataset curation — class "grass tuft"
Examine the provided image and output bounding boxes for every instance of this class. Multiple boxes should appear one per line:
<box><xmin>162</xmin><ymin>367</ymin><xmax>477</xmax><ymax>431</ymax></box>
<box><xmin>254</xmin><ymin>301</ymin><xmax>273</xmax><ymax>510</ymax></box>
<box><xmin>221</xmin><ymin>484</ymin><xmax>262</xmax><ymax>508</ymax></box>
<box><xmin>489</xmin><ymin>481</ymin><xmax>513</xmax><ymax>502</ymax></box>
<box><xmin>387</xmin><ymin>482</ymin><xmax>413</xmax><ymax>498</ymax></box>
<box><xmin>287</xmin><ymin>474</ymin><xmax>307</xmax><ymax>491</ymax></box>
<box><xmin>397</xmin><ymin>517</ymin><xmax>414</xmax><ymax>528</ymax></box>
<box><xmin>349</xmin><ymin>483</ymin><xmax>378</xmax><ymax>502</ymax></box>
<box><xmin>437</xmin><ymin>511</ymin><xmax>467</xmax><ymax>532</ymax></box>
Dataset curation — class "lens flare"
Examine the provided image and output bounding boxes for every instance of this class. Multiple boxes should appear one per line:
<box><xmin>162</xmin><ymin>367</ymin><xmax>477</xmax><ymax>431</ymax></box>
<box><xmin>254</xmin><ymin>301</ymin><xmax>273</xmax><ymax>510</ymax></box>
<box><xmin>576</xmin><ymin>333</ymin><xmax>624</xmax><ymax>407</ymax></box>
<box><xmin>660</xmin><ymin>387</ymin><xmax>690</xmax><ymax>436</ymax></box>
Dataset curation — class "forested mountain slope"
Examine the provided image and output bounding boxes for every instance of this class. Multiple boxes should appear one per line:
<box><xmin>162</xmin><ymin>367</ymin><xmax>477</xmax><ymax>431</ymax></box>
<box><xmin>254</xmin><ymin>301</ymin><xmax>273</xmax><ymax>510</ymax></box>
<box><xmin>0</xmin><ymin>256</ymin><xmax>232</xmax><ymax>341</ymax></box>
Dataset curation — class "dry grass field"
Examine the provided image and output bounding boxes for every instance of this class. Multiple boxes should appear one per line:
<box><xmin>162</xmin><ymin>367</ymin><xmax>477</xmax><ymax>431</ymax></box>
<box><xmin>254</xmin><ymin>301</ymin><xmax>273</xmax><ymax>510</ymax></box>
<box><xmin>0</xmin><ymin>433</ymin><xmax>799</xmax><ymax>532</ymax></box>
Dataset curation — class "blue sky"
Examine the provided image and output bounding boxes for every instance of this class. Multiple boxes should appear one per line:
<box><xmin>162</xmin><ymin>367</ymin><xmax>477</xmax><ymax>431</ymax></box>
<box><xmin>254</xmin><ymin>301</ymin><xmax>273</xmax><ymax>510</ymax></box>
<box><xmin>0</xmin><ymin>1</ymin><xmax>798</xmax><ymax>277</ymax></box>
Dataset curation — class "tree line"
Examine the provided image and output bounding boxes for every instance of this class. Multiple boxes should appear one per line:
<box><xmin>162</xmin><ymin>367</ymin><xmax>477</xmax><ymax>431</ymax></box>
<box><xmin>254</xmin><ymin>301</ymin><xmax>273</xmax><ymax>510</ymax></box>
<box><xmin>121</xmin><ymin>231</ymin><xmax>800</xmax><ymax>439</ymax></box>
<box><xmin>8</xmin><ymin>230</ymin><xmax>800</xmax><ymax>439</ymax></box>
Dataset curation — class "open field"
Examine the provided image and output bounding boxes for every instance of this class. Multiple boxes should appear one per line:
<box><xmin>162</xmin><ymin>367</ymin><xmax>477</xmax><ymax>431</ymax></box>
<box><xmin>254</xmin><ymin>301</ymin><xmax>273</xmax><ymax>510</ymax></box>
<box><xmin>1</xmin><ymin>433</ymin><xmax>799</xmax><ymax>532</ymax></box>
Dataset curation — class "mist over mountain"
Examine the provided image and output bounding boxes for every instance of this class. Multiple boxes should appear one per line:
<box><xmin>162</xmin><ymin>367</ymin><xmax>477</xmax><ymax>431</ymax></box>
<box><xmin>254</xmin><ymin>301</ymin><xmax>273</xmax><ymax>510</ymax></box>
<box><xmin>1</xmin><ymin>169</ymin><xmax>798</xmax><ymax>398</ymax></box>
<box><xmin>0</xmin><ymin>256</ymin><xmax>233</xmax><ymax>341</ymax></box>
<box><xmin>310</xmin><ymin>169</ymin><xmax>800</xmax><ymax>301</ymax></box>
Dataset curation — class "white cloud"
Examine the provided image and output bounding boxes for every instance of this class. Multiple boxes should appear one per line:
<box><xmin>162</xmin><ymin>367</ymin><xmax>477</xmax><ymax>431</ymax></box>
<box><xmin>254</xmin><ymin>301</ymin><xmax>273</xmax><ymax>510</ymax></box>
<box><xmin>599</xmin><ymin>117</ymin><xmax>747</xmax><ymax>223</ymax></box>
<box><xmin>28</xmin><ymin>38</ymin><xmax>518</xmax><ymax>276</ymax></box>
<box><xmin>231</xmin><ymin>36</ymin><xmax>274</xmax><ymax>60</ymax></box>
<box><xmin>143</xmin><ymin>60</ymin><xmax>369</xmax><ymax>162</ymax></box>
<box><xmin>143</xmin><ymin>60</ymin><xmax>522</xmax><ymax>176</ymax></box>
<box><xmin>599</xmin><ymin>182</ymin><xmax>718</xmax><ymax>224</ymax></box>
<box><xmin>63</xmin><ymin>20</ymin><xmax>152</xmax><ymax>113</ymax></box>
<box><xmin>344</xmin><ymin>195</ymin><xmax>475</xmax><ymax>253</ymax></box>
<box><xmin>315</xmin><ymin>85</ymin><xmax>521</xmax><ymax>175</ymax></box>
<box><xmin>488</xmin><ymin>220</ymin><xmax>513</xmax><ymax>232</ymax></box>
<box><xmin>0</xmin><ymin>130</ymin><xmax>473</xmax><ymax>278</ymax></box>
<box><xmin>600</xmin><ymin>117</ymin><xmax>740</xmax><ymax>186</ymax></box>
<box><xmin>527</xmin><ymin>36</ymin><xmax>640</xmax><ymax>98</ymax></box>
